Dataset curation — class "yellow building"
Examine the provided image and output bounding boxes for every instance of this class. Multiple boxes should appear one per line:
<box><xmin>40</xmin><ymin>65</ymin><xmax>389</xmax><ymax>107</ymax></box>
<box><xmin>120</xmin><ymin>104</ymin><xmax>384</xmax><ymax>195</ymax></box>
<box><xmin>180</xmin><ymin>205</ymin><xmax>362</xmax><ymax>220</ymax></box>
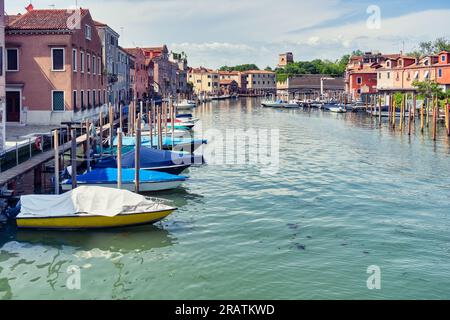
<box><xmin>188</xmin><ymin>67</ymin><xmax>220</xmax><ymax>95</ymax></box>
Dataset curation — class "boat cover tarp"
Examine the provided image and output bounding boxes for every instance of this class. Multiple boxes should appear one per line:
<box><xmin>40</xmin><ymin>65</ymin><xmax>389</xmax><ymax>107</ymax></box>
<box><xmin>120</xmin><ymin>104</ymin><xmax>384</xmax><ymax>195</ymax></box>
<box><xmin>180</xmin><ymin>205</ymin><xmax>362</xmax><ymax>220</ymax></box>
<box><xmin>113</xmin><ymin>136</ymin><xmax>207</xmax><ymax>147</ymax></box>
<box><xmin>94</xmin><ymin>146</ymin><xmax>204</xmax><ymax>169</ymax></box>
<box><xmin>63</xmin><ymin>168</ymin><xmax>187</xmax><ymax>185</ymax></box>
<box><xmin>19</xmin><ymin>186</ymin><xmax>171</xmax><ymax>217</ymax></box>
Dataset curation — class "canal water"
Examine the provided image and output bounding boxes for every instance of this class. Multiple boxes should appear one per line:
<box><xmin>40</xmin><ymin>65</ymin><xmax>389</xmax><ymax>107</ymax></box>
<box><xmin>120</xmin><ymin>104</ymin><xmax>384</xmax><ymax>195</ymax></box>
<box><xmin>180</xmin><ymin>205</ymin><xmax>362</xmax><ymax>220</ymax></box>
<box><xmin>1</xmin><ymin>98</ymin><xmax>450</xmax><ymax>299</ymax></box>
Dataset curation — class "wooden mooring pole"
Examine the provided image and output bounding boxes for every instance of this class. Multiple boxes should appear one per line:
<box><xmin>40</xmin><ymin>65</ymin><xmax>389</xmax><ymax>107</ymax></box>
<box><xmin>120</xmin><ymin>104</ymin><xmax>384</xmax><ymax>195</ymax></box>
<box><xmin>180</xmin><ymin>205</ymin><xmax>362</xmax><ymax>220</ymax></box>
<box><xmin>135</xmin><ymin>114</ymin><xmax>141</xmax><ymax>193</ymax></box>
<box><xmin>117</xmin><ymin>128</ymin><xmax>122</xmax><ymax>189</ymax></box>
<box><xmin>71</xmin><ymin>128</ymin><xmax>77</xmax><ymax>189</ymax></box>
<box><xmin>53</xmin><ymin>130</ymin><xmax>59</xmax><ymax>195</ymax></box>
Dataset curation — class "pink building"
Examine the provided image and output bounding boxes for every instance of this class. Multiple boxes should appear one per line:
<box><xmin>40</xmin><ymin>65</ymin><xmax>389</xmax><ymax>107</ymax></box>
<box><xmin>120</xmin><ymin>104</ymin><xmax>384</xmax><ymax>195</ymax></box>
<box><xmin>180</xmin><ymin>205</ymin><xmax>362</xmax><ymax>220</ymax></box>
<box><xmin>124</xmin><ymin>48</ymin><xmax>150</xmax><ymax>101</ymax></box>
<box><xmin>5</xmin><ymin>6</ymin><xmax>106</xmax><ymax>125</ymax></box>
<box><xmin>142</xmin><ymin>46</ymin><xmax>174</xmax><ymax>97</ymax></box>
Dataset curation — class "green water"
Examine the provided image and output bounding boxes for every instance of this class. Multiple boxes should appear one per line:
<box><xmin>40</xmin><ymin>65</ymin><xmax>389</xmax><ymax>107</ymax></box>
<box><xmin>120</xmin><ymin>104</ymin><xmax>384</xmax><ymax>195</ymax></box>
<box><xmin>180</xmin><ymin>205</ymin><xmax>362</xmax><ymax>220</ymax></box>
<box><xmin>1</xmin><ymin>98</ymin><xmax>450</xmax><ymax>299</ymax></box>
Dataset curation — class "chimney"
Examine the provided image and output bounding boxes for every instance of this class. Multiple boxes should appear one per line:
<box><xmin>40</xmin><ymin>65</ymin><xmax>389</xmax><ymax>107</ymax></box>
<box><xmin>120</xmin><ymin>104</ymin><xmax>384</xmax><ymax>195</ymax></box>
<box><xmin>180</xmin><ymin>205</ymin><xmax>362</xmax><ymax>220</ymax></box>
<box><xmin>25</xmin><ymin>3</ymin><xmax>34</xmax><ymax>12</ymax></box>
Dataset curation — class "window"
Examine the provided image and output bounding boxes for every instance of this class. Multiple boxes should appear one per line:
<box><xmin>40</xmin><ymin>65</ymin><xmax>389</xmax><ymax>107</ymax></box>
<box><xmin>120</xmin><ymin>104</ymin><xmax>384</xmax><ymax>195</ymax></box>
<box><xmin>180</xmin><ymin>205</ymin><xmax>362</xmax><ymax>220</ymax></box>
<box><xmin>80</xmin><ymin>51</ymin><xmax>84</xmax><ymax>73</ymax></box>
<box><xmin>378</xmin><ymin>73</ymin><xmax>381</xmax><ymax>79</ymax></box>
<box><xmin>80</xmin><ymin>90</ymin><xmax>84</xmax><ymax>110</ymax></box>
<box><xmin>85</xmin><ymin>25</ymin><xmax>92</xmax><ymax>40</ymax></box>
<box><xmin>87</xmin><ymin>90</ymin><xmax>91</xmax><ymax>108</ymax></box>
<box><xmin>357</xmin><ymin>77</ymin><xmax>362</xmax><ymax>84</ymax></box>
<box><xmin>424</xmin><ymin>70</ymin><xmax>430</xmax><ymax>80</ymax></box>
<box><xmin>52</xmin><ymin>48</ymin><xmax>65</xmax><ymax>71</ymax></box>
<box><xmin>438</xmin><ymin>68</ymin><xmax>443</xmax><ymax>78</ymax></box>
<box><xmin>98</xmin><ymin>90</ymin><xmax>101</xmax><ymax>105</ymax></box>
<box><xmin>93</xmin><ymin>90</ymin><xmax>96</xmax><ymax>107</ymax></box>
<box><xmin>208</xmin><ymin>82</ymin><xmax>211</xmax><ymax>87</ymax></box>
<box><xmin>72</xmin><ymin>49</ymin><xmax>77</xmax><ymax>72</ymax></box>
<box><xmin>52</xmin><ymin>91</ymin><xmax>65</xmax><ymax>111</ymax></box>
<box><xmin>6</xmin><ymin>48</ymin><xmax>19</xmax><ymax>71</ymax></box>
<box><xmin>92</xmin><ymin>55</ymin><xmax>96</xmax><ymax>75</ymax></box>
<box><xmin>387</xmin><ymin>72</ymin><xmax>390</xmax><ymax>79</ymax></box>
<box><xmin>442</xmin><ymin>55</ymin><xmax>447</xmax><ymax>62</ymax></box>
<box><xmin>87</xmin><ymin>53</ymin><xmax>91</xmax><ymax>73</ymax></box>
<box><xmin>357</xmin><ymin>89</ymin><xmax>361</xmax><ymax>94</ymax></box>
<box><xmin>73</xmin><ymin>90</ymin><xmax>77</xmax><ymax>111</ymax></box>
<box><xmin>98</xmin><ymin>57</ymin><xmax>101</xmax><ymax>75</ymax></box>
<box><xmin>414</xmin><ymin>71</ymin><xmax>419</xmax><ymax>79</ymax></box>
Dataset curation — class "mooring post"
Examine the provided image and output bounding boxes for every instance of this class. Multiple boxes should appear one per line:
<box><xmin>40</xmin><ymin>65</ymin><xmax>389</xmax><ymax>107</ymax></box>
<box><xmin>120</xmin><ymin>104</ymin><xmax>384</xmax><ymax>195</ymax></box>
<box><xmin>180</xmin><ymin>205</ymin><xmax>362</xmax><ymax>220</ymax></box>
<box><xmin>71</xmin><ymin>128</ymin><xmax>77</xmax><ymax>189</ymax></box>
<box><xmin>99</xmin><ymin>112</ymin><xmax>103</xmax><ymax>158</ymax></box>
<box><xmin>53</xmin><ymin>130</ymin><xmax>60</xmax><ymax>195</ymax></box>
<box><xmin>135</xmin><ymin>114</ymin><xmax>141</xmax><ymax>193</ymax></box>
<box><xmin>86</xmin><ymin>120</ymin><xmax>91</xmax><ymax>172</ymax></box>
<box><xmin>109</xmin><ymin>104</ymin><xmax>114</xmax><ymax>149</ymax></box>
<box><xmin>117</xmin><ymin>128</ymin><xmax>122</xmax><ymax>190</ymax></box>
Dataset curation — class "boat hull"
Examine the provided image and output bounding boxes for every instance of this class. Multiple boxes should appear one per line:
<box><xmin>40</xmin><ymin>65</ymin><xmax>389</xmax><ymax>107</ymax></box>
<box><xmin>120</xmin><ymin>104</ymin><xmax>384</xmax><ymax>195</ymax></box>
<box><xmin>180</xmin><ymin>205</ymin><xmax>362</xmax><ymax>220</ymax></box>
<box><xmin>16</xmin><ymin>209</ymin><xmax>175</xmax><ymax>230</ymax></box>
<box><xmin>61</xmin><ymin>180</ymin><xmax>183</xmax><ymax>192</ymax></box>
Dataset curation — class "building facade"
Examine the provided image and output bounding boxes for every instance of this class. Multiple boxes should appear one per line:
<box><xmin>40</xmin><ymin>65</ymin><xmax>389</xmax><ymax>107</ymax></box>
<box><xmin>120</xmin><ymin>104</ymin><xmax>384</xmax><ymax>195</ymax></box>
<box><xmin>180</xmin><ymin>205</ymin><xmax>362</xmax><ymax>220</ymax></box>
<box><xmin>278</xmin><ymin>52</ymin><xmax>294</xmax><ymax>68</ymax></box>
<box><xmin>277</xmin><ymin>74</ymin><xmax>345</xmax><ymax>97</ymax></box>
<box><xmin>219</xmin><ymin>71</ymin><xmax>247</xmax><ymax>92</ymax></box>
<box><xmin>124</xmin><ymin>48</ymin><xmax>149</xmax><ymax>101</ymax></box>
<box><xmin>188</xmin><ymin>67</ymin><xmax>220</xmax><ymax>95</ymax></box>
<box><xmin>94</xmin><ymin>21</ymin><xmax>127</xmax><ymax>105</ymax></box>
<box><xmin>142</xmin><ymin>46</ymin><xmax>173</xmax><ymax>97</ymax></box>
<box><xmin>170</xmin><ymin>51</ymin><xmax>190</xmax><ymax>97</ymax></box>
<box><xmin>243</xmin><ymin>70</ymin><xmax>277</xmax><ymax>93</ymax></box>
<box><xmin>5</xmin><ymin>7</ymin><xmax>106</xmax><ymax>125</ymax></box>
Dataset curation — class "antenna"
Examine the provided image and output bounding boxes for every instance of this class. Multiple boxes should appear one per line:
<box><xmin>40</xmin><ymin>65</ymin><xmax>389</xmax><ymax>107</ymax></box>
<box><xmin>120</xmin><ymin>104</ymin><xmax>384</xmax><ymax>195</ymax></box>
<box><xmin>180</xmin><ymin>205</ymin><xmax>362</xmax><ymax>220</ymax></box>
<box><xmin>120</xmin><ymin>27</ymin><xmax>124</xmax><ymax>45</ymax></box>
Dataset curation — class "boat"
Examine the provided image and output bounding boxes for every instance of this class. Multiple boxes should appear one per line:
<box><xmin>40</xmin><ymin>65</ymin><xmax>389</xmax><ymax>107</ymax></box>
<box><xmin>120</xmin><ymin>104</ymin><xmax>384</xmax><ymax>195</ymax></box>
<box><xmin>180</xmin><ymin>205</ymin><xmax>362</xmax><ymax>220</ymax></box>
<box><xmin>61</xmin><ymin>168</ymin><xmax>187</xmax><ymax>192</ymax></box>
<box><xmin>94</xmin><ymin>146</ymin><xmax>204</xmax><ymax>175</ymax></box>
<box><xmin>283</xmin><ymin>100</ymin><xmax>301</xmax><ymax>108</ymax></box>
<box><xmin>174</xmin><ymin>99</ymin><xmax>196</xmax><ymax>110</ymax></box>
<box><xmin>328</xmin><ymin>106</ymin><xmax>347</xmax><ymax>113</ymax></box>
<box><xmin>14</xmin><ymin>186</ymin><xmax>176</xmax><ymax>230</ymax></box>
<box><xmin>261</xmin><ymin>99</ymin><xmax>287</xmax><ymax>108</ymax></box>
<box><xmin>113</xmin><ymin>136</ymin><xmax>207</xmax><ymax>151</ymax></box>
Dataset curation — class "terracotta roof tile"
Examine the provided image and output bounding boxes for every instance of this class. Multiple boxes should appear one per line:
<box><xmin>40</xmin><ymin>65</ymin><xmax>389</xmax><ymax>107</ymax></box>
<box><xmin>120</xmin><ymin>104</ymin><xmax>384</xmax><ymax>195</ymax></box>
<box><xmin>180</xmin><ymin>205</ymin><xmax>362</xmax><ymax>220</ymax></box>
<box><xmin>6</xmin><ymin>9</ymin><xmax>90</xmax><ymax>30</ymax></box>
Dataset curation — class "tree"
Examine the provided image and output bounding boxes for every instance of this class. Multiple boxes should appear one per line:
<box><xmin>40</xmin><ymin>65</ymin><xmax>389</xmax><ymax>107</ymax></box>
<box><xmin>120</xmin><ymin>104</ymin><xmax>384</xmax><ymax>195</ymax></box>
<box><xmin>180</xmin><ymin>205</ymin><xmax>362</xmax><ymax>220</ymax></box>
<box><xmin>413</xmin><ymin>80</ymin><xmax>445</xmax><ymax>100</ymax></box>
<box><xmin>219</xmin><ymin>64</ymin><xmax>259</xmax><ymax>72</ymax></box>
<box><xmin>264</xmin><ymin>66</ymin><xmax>273</xmax><ymax>71</ymax></box>
<box><xmin>351</xmin><ymin>50</ymin><xmax>364</xmax><ymax>56</ymax></box>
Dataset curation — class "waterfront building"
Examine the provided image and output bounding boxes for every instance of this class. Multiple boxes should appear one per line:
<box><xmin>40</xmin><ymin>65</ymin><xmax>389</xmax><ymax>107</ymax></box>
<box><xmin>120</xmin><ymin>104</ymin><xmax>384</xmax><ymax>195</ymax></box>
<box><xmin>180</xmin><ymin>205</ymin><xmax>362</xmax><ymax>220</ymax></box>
<box><xmin>94</xmin><ymin>21</ymin><xmax>129</xmax><ymax>105</ymax></box>
<box><xmin>345</xmin><ymin>52</ymin><xmax>400</xmax><ymax>100</ymax></box>
<box><xmin>188</xmin><ymin>67</ymin><xmax>220</xmax><ymax>96</ymax></box>
<box><xmin>243</xmin><ymin>70</ymin><xmax>277</xmax><ymax>93</ymax></box>
<box><xmin>219</xmin><ymin>79</ymin><xmax>239</xmax><ymax>95</ymax></box>
<box><xmin>435</xmin><ymin>51</ymin><xmax>450</xmax><ymax>91</ymax></box>
<box><xmin>277</xmin><ymin>74</ymin><xmax>345</xmax><ymax>98</ymax></box>
<box><xmin>170</xmin><ymin>51</ymin><xmax>190</xmax><ymax>97</ymax></box>
<box><xmin>142</xmin><ymin>46</ymin><xmax>174</xmax><ymax>97</ymax></box>
<box><xmin>219</xmin><ymin>71</ymin><xmax>247</xmax><ymax>92</ymax></box>
<box><xmin>0</xmin><ymin>0</ymin><xmax>5</xmax><ymax>152</ymax></box>
<box><xmin>117</xmin><ymin>47</ymin><xmax>131</xmax><ymax>103</ymax></box>
<box><xmin>278</xmin><ymin>52</ymin><xmax>294</xmax><ymax>68</ymax></box>
<box><xmin>124</xmin><ymin>48</ymin><xmax>150</xmax><ymax>101</ymax></box>
<box><xmin>4</xmin><ymin>6</ymin><xmax>106</xmax><ymax>125</ymax></box>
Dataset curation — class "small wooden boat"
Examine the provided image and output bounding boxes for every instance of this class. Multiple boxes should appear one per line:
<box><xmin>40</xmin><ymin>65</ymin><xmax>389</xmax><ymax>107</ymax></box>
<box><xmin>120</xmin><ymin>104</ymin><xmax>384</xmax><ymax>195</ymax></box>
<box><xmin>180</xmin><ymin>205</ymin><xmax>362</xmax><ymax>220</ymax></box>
<box><xmin>61</xmin><ymin>168</ymin><xmax>187</xmax><ymax>192</ymax></box>
<box><xmin>15</xmin><ymin>186</ymin><xmax>176</xmax><ymax>230</ymax></box>
<box><xmin>174</xmin><ymin>100</ymin><xmax>196</xmax><ymax>110</ymax></box>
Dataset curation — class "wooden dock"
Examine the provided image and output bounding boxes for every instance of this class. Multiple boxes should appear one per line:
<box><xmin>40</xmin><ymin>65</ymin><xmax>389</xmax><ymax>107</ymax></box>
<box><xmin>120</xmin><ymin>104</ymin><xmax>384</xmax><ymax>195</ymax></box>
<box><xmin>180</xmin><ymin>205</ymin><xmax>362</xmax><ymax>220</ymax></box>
<box><xmin>0</xmin><ymin>122</ymin><xmax>115</xmax><ymax>187</ymax></box>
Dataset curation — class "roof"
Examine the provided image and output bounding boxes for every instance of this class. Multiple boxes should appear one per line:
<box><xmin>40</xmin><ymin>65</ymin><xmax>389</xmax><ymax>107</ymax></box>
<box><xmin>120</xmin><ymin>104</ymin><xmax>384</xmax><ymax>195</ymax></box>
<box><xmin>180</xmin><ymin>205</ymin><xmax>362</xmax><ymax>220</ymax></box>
<box><xmin>219</xmin><ymin>79</ymin><xmax>237</xmax><ymax>85</ymax></box>
<box><xmin>6</xmin><ymin>8</ymin><xmax>90</xmax><ymax>30</ymax></box>
<box><xmin>243</xmin><ymin>70</ymin><xmax>275</xmax><ymax>75</ymax></box>
<box><xmin>219</xmin><ymin>71</ymin><xmax>240</xmax><ymax>76</ymax></box>
<box><xmin>94</xmin><ymin>20</ymin><xmax>107</xmax><ymax>27</ymax></box>
<box><xmin>189</xmin><ymin>67</ymin><xmax>216</xmax><ymax>74</ymax></box>
<box><xmin>123</xmin><ymin>48</ymin><xmax>143</xmax><ymax>58</ymax></box>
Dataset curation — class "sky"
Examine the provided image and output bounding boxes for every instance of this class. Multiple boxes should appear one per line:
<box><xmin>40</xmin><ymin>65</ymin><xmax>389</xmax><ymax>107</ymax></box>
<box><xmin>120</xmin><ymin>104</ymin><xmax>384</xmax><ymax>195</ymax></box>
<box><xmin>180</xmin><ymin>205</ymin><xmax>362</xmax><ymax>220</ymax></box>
<box><xmin>5</xmin><ymin>0</ymin><xmax>450</xmax><ymax>69</ymax></box>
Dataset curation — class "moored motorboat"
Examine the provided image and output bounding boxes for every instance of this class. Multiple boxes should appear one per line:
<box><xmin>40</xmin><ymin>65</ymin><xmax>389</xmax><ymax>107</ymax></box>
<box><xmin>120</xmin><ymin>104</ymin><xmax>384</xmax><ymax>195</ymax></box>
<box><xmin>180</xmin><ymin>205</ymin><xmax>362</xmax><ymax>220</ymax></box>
<box><xmin>61</xmin><ymin>168</ymin><xmax>187</xmax><ymax>192</ymax></box>
<box><xmin>174</xmin><ymin>99</ymin><xmax>196</xmax><ymax>110</ymax></box>
<box><xmin>14</xmin><ymin>186</ymin><xmax>176</xmax><ymax>230</ymax></box>
<box><xmin>94</xmin><ymin>146</ymin><xmax>204</xmax><ymax>175</ymax></box>
<box><xmin>328</xmin><ymin>106</ymin><xmax>347</xmax><ymax>113</ymax></box>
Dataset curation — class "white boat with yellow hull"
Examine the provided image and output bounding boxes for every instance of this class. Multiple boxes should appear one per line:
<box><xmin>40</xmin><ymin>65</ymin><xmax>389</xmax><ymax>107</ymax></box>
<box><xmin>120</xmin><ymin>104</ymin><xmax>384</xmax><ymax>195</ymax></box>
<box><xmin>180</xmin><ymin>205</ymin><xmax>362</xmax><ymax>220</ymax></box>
<box><xmin>15</xmin><ymin>186</ymin><xmax>176</xmax><ymax>230</ymax></box>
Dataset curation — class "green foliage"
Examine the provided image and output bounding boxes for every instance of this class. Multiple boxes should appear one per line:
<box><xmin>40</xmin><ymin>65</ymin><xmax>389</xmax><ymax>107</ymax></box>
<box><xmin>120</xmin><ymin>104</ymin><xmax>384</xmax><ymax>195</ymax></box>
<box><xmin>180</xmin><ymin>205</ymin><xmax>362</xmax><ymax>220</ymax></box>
<box><xmin>219</xmin><ymin>64</ymin><xmax>259</xmax><ymax>72</ymax></box>
<box><xmin>411</xmin><ymin>37</ymin><xmax>450</xmax><ymax>58</ymax></box>
<box><xmin>412</xmin><ymin>80</ymin><xmax>444</xmax><ymax>99</ymax></box>
<box><xmin>264</xmin><ymin>66</ymin><xmax>273</xmax><ymax>71</ymax></box>
<box><xmin>351</xmin><ymin>50</ymin><xmax>364</xmax><ymax>56</ymax></box>
<box><xmin>274</xmin><ymin>55</ymin><xmax>349</xmax><ymax>78</ymax></box>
